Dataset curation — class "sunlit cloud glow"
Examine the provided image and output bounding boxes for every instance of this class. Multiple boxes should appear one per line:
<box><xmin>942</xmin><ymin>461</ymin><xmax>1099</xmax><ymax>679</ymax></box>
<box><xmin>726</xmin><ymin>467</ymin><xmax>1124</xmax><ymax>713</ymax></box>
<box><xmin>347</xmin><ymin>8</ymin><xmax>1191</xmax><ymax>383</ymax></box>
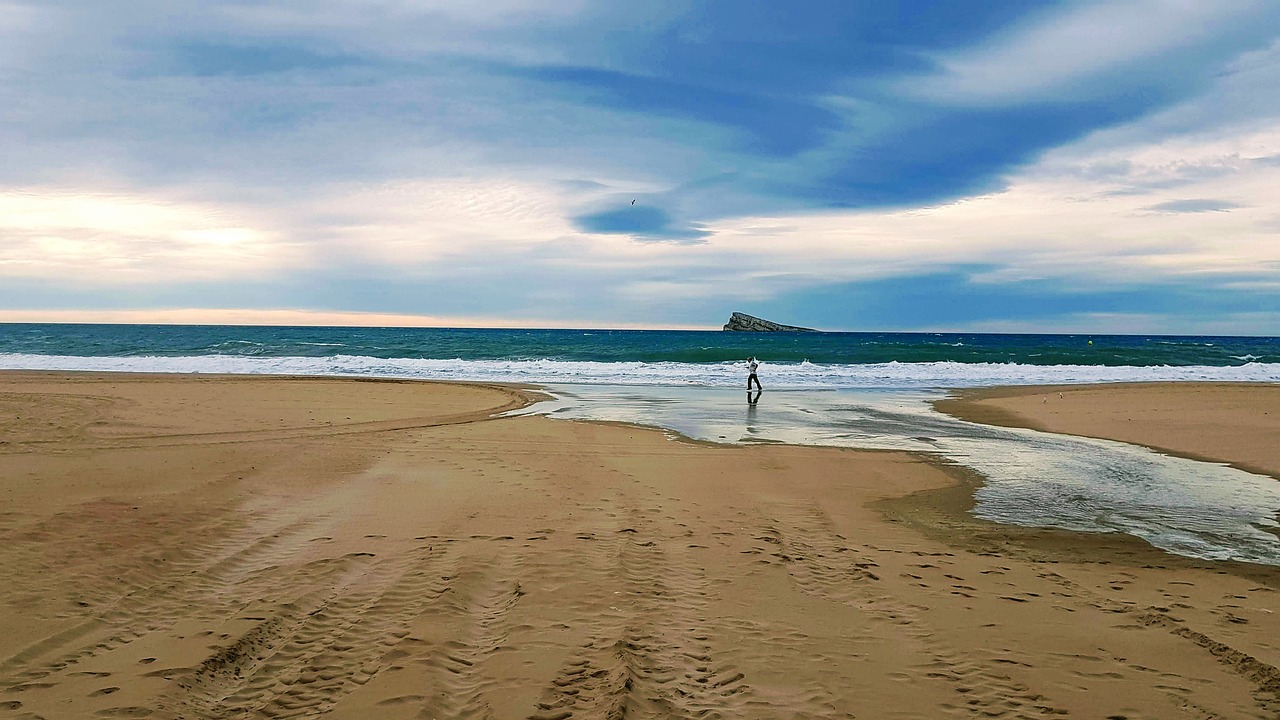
<box><xmin>0</xmin><ymin>189</ymin><xmax>295</xmax><ymax>281</ymax></box>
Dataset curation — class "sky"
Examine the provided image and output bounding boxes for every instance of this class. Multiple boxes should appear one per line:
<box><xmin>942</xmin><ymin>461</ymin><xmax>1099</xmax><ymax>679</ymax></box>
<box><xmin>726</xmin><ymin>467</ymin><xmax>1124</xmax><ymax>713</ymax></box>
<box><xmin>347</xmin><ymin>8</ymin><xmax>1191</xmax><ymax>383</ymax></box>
<box><xmin>2</xmin><ymin>1</ymin><xmax>1280</xmax><ymax>333</ymax></box>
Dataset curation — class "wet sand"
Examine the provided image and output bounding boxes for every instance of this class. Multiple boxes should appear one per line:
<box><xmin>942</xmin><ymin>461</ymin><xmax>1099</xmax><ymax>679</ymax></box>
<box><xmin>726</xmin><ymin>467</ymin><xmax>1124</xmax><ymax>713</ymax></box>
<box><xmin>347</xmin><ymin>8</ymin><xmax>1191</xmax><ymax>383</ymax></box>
<box><xmin>936</xmin><ymin>382</ymin><xmax>1280</xmax><ymax>480</ymax></box>
<box><xmin>2</xmin><ymin>372</ymin><xmax>1279</xmax><ymax>719</ymax></box>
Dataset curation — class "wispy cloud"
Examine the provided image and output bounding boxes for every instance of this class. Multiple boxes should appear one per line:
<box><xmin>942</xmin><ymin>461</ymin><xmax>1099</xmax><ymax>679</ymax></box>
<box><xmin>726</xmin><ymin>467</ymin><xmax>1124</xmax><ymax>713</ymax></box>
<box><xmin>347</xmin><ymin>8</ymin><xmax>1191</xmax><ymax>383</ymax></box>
<box><xmin>905</xmin><ymin>0</ymin><xmax>1271</xmax><ymax>104</ymax></box>
<box><xmin>1146</xmin><ymin>199</ymin><xmax>1243</xmax><ymax>213</ymax></box>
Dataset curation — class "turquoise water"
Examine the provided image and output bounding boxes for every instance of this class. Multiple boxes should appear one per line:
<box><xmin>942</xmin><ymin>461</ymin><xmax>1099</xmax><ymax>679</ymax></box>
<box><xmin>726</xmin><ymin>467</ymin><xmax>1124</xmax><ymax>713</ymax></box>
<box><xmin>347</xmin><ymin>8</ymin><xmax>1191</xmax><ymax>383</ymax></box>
<box><xmin>2</xmin><ymin>323</ymin><xmax>1278</xmax><ymax>366</ymax></box>
<box><xmin>2</xmin><ymin>324</ymin><xmax>1279</xmax><ymax>388</ymax></box>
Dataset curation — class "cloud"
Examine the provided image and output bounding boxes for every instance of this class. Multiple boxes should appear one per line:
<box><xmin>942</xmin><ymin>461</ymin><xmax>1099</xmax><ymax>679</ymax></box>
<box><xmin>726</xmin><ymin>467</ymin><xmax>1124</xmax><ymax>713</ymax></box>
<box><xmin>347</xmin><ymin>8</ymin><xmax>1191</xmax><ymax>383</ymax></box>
<box><xmin>1146</xmin><ymin>199</ymin><xmax>1243</xmax><ymax>213</ymax></box>
<box><xmin>813</xmin><ymin>99</ymin><xmax>1159</xmax><ymax>208</ymax></box>
<box><xmin>3</xmin><ymin>1</ymin><xmax>1280</xmax><ymax>331</ymax></box>
<box><xmin>8</xmin><ymin>0</ymin><xmax>1269</xmax><ymax>214</ymax></box>
<box><xmin>517</xmin><ymin>65</ymin><xmax>843</xmax><ymax>157</ymax></box>
<box><xmin>5</xmin><ymin>103</ymin><xmax>1279</xmax><ymax>330</ymax></box>
<box><xmin>0</xmin><ymin>188</ymin><xmax>296</xmax><ymax>282</ymax></box>
<box><xmin>213</xmin><ymin>0</ymin><xmax>595</xmax><ymax>38</ymax></box>
<box><xmin>692</xmin><ymin>114</ymin><xmax>1280</xmax><ymax>309</ymax></box>
<box><xmin>905</xmin><ymin>0</ymin><xmax>1275</xmax><ymax>104</ymax></box>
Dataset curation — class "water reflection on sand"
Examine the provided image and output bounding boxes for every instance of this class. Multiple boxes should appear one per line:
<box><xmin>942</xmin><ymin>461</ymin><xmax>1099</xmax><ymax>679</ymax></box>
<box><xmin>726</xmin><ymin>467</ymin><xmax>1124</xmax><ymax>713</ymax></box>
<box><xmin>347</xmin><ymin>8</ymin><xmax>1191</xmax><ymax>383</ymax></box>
<box><xmin>516</xmin><ymin>385</ymin><xmax>1280</xmax><ymax>566</ymax></box>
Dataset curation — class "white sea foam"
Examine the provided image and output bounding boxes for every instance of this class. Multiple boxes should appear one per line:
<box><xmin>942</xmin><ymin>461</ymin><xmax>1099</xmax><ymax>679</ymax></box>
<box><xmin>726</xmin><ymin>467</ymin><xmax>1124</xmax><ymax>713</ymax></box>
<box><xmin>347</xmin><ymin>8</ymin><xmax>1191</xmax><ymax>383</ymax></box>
<box><xmin>1</xmin><ymin>353</ymin><xmax>1278</xmax><ymax>388</ymax></box>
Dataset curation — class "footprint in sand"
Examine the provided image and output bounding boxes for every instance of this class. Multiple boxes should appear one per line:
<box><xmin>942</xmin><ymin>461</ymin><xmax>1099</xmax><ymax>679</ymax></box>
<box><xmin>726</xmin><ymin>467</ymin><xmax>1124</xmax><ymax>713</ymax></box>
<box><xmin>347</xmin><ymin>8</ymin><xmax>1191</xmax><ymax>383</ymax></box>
<box><xmin>376</xmin><ymin>694</ymin><xmax>427</xmax><ymax>706</ymax></box>
<box><xmin>6</xmin><ymin>682</ymin><xmax>55</xmax><ymax>692</ymax></box>
<box><xmin>94</xmin><ymin>708</ymin><xmax>153</xmax><ymax>717</ymax></box>
<box><xmin>90</xmin><ymin>686</ymin><xmax>121</xmax><ymax>696</ymax></box>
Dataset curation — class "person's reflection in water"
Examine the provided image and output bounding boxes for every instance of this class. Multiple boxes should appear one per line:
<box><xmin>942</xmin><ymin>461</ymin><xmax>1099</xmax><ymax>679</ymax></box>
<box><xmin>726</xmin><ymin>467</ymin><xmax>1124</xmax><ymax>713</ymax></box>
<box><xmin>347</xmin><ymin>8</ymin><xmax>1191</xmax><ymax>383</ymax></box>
<box><xmin>746</xmin><ymin>389</ymin><xmax>762</xmax><ymax>434</ymax></box>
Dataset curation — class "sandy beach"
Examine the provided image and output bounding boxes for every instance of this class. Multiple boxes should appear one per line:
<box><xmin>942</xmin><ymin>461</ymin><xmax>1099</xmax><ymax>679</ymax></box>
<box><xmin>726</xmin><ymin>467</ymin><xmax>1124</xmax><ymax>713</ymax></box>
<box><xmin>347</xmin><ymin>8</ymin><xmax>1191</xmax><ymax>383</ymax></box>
<box><xmin>2</xmin><ymin>373</ymin><xmax>1279</xmax><ymax>719</ymax></box>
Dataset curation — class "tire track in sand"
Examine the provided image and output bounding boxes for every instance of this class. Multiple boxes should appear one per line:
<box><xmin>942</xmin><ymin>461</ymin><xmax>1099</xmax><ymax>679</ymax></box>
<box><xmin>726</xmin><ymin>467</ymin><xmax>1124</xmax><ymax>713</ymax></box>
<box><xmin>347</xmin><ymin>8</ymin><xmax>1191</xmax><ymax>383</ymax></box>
<box><xmin>0</xmin><ymin>510</ymin><xmax>329</xmax><ymax>687</ymax></box>
<box><xmin>531</xmin><ymin>497</ymin><xmax>751</xmax><ymax>720</ymax></box>
<box><xmin>1030</xmin><ymin>567</ymin><xmax>1280</xmax><ymax>716</ymax></box>
<box><xmin>159</xmin><ymin>540</ymin><xmax>461</xmax><ymax>719</ymax></box>
<box><xmin>405</xmin><ymin>548</ymin><xmax>525</xmax><ymax>720</ymax></box>
<box><xmin>749</xmin><ymin>501</ymin><xmax>1070</xmax><ymax>719</ymax></box>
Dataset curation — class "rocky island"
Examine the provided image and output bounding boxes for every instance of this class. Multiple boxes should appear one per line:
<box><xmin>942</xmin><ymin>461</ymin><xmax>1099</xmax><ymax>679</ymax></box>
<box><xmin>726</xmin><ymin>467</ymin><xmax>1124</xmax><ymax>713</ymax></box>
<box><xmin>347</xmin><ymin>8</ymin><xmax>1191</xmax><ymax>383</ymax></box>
<box><xmin>722</xmin><ymin>312</ymin><xmax>817</xmax><ymax>332</ymax></box>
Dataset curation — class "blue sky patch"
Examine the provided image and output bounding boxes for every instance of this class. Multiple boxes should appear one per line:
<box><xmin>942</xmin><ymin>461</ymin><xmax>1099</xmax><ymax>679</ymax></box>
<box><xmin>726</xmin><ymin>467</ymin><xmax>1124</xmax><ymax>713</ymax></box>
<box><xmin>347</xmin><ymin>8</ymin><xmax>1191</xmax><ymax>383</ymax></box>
<box><xmin>172</xmin><ymin>42</ymin><xmax>359</xmax><ymax>77</ymax></box>
<box><xmin>574</xmin><ymin>205</ymin><xmax>711</xmax><ymax>242</ymax></box>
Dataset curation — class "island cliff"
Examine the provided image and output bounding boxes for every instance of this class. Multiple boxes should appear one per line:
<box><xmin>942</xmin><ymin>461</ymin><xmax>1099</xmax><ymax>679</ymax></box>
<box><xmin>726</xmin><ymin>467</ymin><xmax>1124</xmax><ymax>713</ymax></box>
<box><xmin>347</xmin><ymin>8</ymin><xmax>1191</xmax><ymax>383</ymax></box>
<box><xmin>722</xmin><ymin>312</ymin><xmax>816</xmax><ymax>332</ymax></box>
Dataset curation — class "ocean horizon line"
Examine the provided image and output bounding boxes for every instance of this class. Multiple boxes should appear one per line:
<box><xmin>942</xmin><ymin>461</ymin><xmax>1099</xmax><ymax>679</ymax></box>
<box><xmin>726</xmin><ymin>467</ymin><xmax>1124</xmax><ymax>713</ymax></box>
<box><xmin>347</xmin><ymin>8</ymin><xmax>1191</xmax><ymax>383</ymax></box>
<box><xmin>1</xmin><ymin>320</ymin><xmax>1279</xmax><ymax>340</ymax></box>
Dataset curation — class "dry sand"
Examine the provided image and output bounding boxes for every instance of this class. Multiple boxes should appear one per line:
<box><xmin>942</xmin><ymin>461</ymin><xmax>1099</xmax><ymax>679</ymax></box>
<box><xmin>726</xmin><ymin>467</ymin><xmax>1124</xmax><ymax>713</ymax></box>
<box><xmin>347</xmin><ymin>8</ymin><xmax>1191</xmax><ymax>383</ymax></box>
<box><xmin>2</xmin><ymin>372</ymin><xmax>1279</xmax><ymax>719</ymax></box>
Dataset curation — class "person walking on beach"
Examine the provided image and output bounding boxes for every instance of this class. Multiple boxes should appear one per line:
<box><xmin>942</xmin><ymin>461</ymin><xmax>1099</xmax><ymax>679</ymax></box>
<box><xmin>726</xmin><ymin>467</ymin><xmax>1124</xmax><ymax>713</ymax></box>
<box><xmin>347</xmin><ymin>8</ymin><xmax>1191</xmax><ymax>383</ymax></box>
<box><xmin>746</xmin><ymin>356</ymin><xmax>762</xmax><ymax>392</ymax></box>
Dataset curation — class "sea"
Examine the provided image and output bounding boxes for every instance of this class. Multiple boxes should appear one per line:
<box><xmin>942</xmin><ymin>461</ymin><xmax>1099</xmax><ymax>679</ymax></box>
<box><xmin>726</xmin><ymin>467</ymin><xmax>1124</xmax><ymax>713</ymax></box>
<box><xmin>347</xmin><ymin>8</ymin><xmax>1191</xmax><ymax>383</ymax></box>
<box><xmin>4</xmin><ymin>323</ymin><xmax>1280</xmax><ymax>566</ymax></box>
<box><xmin>1</xmin><ymin>324</ymin><xmax>1278</xmax><ymax>387</ymax></box>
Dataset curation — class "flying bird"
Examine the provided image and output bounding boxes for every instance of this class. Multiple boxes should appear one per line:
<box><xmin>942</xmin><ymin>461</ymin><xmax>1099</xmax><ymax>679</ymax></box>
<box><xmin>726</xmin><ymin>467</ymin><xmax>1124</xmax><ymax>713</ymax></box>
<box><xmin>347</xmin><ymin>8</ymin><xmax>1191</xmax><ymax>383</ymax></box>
<box><xmin>631</xmin><ymin>199</ymin><xmax>636</xmax><ymax>205</ymax></box>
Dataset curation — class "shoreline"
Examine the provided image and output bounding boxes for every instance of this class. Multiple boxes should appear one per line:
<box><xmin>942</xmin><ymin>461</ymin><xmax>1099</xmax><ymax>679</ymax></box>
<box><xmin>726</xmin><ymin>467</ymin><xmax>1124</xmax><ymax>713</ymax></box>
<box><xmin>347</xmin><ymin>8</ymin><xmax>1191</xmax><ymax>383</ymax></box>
<box><xmin>925</xmin><ymin>380</ymin><xmax>1280</xmax><ymax>585</ymax></box>
<box><xmin>934</xmin><ymin>381</ymin><xmax>1280</xmax><ymax>482</ymax></box>
<box><xmin>877</xmin><ymin>458</ymin><xmax>1280</xmax><ymax>588</ymax></box>
<box><xmin>4</xmin><ymin>372</ymin><xmax>1280</xmax><ymax>716</ymax></box>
